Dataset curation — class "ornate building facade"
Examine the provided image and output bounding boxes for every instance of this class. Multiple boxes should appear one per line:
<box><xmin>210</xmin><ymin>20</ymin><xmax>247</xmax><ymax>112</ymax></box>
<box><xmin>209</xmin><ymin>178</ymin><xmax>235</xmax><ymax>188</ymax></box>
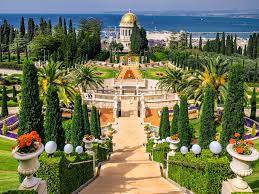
<box><xmin>118</xmin><ymin>10</ymin><xmax>138</xmax><ymax>52</ymax></box>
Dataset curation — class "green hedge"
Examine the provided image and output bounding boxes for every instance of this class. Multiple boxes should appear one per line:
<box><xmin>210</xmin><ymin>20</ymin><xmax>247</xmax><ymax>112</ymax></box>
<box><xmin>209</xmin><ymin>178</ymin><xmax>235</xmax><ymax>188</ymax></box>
<box><xmin>0</xmin><ymin>100</ymin><xmax>18</xmax><ymax>107</ymax></box>
<box><xmin>152</xmin><ymin>142</ymin><xmax>169</xmax><ymax>167</ymax></box>
<box><xmin>93</xmin><ymin>143</ymin><xmax>109</xmax><ymax>163</ymax></box>
<box><xmin>146</xmin><ymin>139</ymin><xmax>154</xmax><ymax>153</ymax></box>
<box><xmin>0</xmin><ymin>62</ymin><xmax>22</xmax><ymax>70</ymax></box>
<box><xmin>36</xmin><ymin>151</ymin><xmax>94</xmax><ymax>194</ymax></box>
<box><xmin>168</xmin><ymin>150</ymin><xmax>230</xmax><ymax>194</ymax></box>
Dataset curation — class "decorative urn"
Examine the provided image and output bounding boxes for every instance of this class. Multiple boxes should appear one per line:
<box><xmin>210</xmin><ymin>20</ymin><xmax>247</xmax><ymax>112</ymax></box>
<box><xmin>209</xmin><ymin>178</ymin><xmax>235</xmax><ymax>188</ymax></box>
<box><xmin>166</xmin><ymin>134</ymin><xmax>180</xmax><ymax>156</ymax></box>
<box><xmin>12</xmin><ymin>131</ymin><xmax>44</xmax><ymax>189</ymax></box>
<box><xmin>83</xmin><ymin>134</ymin><xmax>95</xmax><ymax>154</ymax></box>
<box><xmin>227</xmin><ymin>143</ymin><xmax>259</xmax><ymax>189</ymax></box>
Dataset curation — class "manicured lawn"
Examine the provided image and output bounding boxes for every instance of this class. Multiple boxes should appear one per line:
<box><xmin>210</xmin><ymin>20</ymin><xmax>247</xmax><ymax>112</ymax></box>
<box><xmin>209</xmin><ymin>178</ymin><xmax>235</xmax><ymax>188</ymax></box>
<box><xmin>95</xmin><ymin>67</ymin><xmax>119</xmax><ymax>79</ymax></box>
<box><xmin>245</xmin><ymin>139</ymin><xmax>259</xmax><ymax>192</ymax></box>
<box><xmin>140</xmin><ymin>67</ymin><xmax>167</xmax><ymax>80</ymax></box>
<box><xmin>0</xmin><ymin>137</ymin><xmax>19</xmax><ymax>193</ymax></box>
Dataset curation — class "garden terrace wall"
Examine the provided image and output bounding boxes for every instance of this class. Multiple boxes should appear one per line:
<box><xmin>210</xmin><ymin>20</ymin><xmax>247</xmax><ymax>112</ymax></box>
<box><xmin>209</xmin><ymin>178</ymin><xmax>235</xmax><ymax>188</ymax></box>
<box><xmin>36</xmin><ymin>152</ymin><xmax>94</xmax><ymax>194</ymax></box>
<box><xmin>168</xmin><ymin>150</ymin><xmax>230</xmax><ymax>194</ymax></box>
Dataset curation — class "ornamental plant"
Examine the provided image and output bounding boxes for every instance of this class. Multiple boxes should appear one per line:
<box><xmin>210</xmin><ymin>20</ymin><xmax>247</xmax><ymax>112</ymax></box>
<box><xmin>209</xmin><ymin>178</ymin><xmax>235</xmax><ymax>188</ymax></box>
<box><xmin>229</xmin><ymin>133</ymin><xmax>254</xmax><ymax>155</ymax></box>
<box><xmin>16</xmin><ymin>131</ymin><xmax>42</xmax><ymax>154</ymax></box>
<box><xmin>84</xmin><ymin>134</ymin><xmax>94</xmax><ymax>141</ymax></box>
<box><xmin>170</xmin><ymin>134</ymin><xmax>179</xmax><ymax>141</ymax></box>
<box><xmin>251</xmin><ymin>123</ymin><xmax>257</xmax><ymax>137</ymax></box>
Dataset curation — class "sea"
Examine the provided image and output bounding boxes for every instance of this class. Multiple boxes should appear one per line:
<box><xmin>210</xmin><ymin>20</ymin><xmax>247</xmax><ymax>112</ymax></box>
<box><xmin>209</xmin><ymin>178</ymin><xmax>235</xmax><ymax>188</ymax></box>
<box><xmin>1</xmin><ymin>14</ymin><xmax>259</xmax><ymax>38</ymax></box>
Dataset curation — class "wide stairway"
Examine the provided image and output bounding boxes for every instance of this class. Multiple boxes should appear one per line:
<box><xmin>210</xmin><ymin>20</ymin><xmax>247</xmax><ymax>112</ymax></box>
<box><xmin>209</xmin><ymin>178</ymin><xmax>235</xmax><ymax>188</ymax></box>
<box><xmin>80</xmin><ymin>101</ymin><xmax>183</xmax><ymax>194</ymax></box>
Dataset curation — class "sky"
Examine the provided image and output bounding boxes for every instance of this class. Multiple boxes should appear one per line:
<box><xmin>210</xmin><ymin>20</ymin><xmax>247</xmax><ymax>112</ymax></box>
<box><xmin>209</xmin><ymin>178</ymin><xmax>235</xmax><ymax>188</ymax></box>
<box><xmin>0</xmin><ymin>0</ymin><xmax>259</xmax><ymax>13</ymax></box>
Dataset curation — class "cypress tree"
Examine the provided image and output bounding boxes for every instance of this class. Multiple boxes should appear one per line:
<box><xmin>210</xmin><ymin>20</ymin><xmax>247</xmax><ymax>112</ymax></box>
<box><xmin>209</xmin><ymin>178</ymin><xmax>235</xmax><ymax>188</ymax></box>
<box><xmin>216</xmin><ymin>32</ymin><xmax>221</xmax><ymax>53</ymax></box>
<box><xmin>233</xmin><ymin>34</ymin><xmax>237</xmax><ymax>53</ymax></box>
<box><xmin>12</xmin><ymin>85</ymin><xmax>17</xmax><ymax>102</ymax></box>
<box><xmin>68</xmin><ymin>19</ymin><xmax>73</xmax><ymax>33</ymax></box>
<box><xmin>178</xmin><ymin>96</ymin><xmax>192</xmax><ymax>147</ymax></box>
<box><xmin>47</xmin><ymin>20</ymin><xmax>52</xmax><ymax>34</ymax></box>
<box><xmin>247</xmin><ymin>35</ymin><xmax>253</xmax><ymax>58</ymax></box>
<box><xmin>70</xmin><ymin>95</ymin><xmax>84</xmax><ymax>146</ymax></box>
<box><xmin>82</xmin><ymin>103</ymin><xmax>91</xmax><ymax>135</ymax></box>
<box><xmin>27</xmin><ymin>18</ymin><xmax>35</xmax><ymax>41</ymax></box>
<box><xmin>58</xmin><ymin>16</ymin><xmax>63</xmax><ymax>29</ymax></box>
<box><xmin>226</xmin><ymin>35</ymin><xmax>231</xmax><ymax>55</ymax></box>
<box><xmin>220</xmin><ymin>63</ymin><xmax>245</xmax><ymax>148</ymax></box>
<box><xmin>244</xmin><ymin>45</ymin><xmax>247</xmax><ymax>56</ymax></box>
<box><xmin>189</xmin><ymin>33</ymin><xmax>193</xmax><ymax>49</ymax></box>
<box><xmin>20</xmin><ymin>16</ymin><xmax>25</xmax><ymax>38</ymax></box>
<box><xmin>199</xmin><ymin>86</ymin><xmax>216</xmax><ymax>148</ymax></box>
<box><xmin>1</xmin><ymin>86</ymin><xmax>8</xmax><ymax>117</ymax></box>
<box><xmin>96</xmin><ymin>109</ymin><xmax>101</xmax><ymax>138</ymax></box>
<box><xmin>250</xmin><ymin>88</ymin><xmax>257</xmax><ymax>120</ymax></box>
<box><xmin>18</xmin><ymin>61</ymin><xmax>43</xmax><ymax>137</ymax></box>
<box><xmin>170</xmin><ymin>104</ymin><xmax>179</xmax><ymax>135</ymax></box>
<box><xmin>63</xmin><ymin>18</ymin><xmax>67</xmax><ymax>35</ymax></box>
<box><xmin>198</xmin><ymin>36</ymin><xmax>202</xmax><ymax>51</ymax></box>
<box><xmin>130</xmin><ymin>21</ymin><xmax>142</xmax><ymax>54</ymax></box>
<box><xmin>221</xmin><ymin>32</ymin><xmax>226</xmax><ymax>55</ymax></box>
<box><xmin>90</xmin><ymin>106</ymin><xmax>99</xmax><ymax>138</ymax></box>
<box><xmin>140</xmin><ymin>27</ymin><xmax>148</xmax><ymax>52</ymax></box>
<box><xmin>44</xmin><ymin>85</ymin><xmax>65</xmax><ymax>149</ymax></box>
<box><xmin>159</xmin><ymin>107</ymin><xmax>170</xmax><ymax>139</ymax></box>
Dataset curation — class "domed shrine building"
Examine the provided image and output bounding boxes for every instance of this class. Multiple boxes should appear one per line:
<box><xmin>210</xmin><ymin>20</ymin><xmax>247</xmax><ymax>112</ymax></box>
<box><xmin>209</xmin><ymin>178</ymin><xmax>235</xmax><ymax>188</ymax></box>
<box><xmin>118</xmin><ymin>10</ymin><xmax>138</xmax><ymax>52</ymax></box>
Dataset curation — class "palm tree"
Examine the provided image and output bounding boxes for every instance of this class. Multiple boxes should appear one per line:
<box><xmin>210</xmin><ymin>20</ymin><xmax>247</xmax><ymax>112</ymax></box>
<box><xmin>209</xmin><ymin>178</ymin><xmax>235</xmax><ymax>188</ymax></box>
<box><xmin>72</xmin><ymin>65</ymin><xmax>103</xmax><ymax>92</ymax></box>
<box><xmin>184</xmin><ymin>57</ymin><xmax>228</xmax><ymax>105</ymax></box>
<box><xmin>38</xmin><ymin>61</ymin><xmax>76</xmax><ymax>106</ymax></box>
<box><xmin>157</xmin><ymin>68</ymin><xmax>187</xmax><ymax>94</ymax></box>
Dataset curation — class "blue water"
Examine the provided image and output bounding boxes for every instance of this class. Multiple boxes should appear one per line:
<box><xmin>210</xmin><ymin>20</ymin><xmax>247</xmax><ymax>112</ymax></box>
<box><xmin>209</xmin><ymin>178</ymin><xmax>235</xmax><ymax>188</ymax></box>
<box><xmin>1</xmin><ymin>14</ymin><xmax>259</xmax><ymax>38</ymax></box>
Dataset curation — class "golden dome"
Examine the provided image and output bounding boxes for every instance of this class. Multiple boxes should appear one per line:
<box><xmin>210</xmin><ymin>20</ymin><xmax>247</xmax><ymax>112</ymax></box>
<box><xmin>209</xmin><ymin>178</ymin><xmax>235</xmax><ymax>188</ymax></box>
<box><xmin>120</xmin><ymin>11</ymin><xmax>137</xmax><ymax>26</ymax></box>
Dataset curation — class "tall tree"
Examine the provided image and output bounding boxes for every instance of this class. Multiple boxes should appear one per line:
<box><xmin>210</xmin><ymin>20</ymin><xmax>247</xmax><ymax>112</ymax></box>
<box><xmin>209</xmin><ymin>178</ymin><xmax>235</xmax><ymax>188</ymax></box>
<box><xmin>221</xmin><ymin>32</ymin><xmax>226</xmax><ymax>55</ymax></box>
<box><xmin>20</xmin><ymin>16</ymin><xmax>25</xmax><ymax>38</ymax></box>
<box><xmin>250</xmin><ymin>88</ymin><xmax>257</xmax><ymax>120</ymax></box>
<box><xmin>68</xmin><ymin>19</ymin><xmax>73</xmax><ymax>33</ymax></box>
<box><xmin>159</xmin><ymin>107</ymin><xmax>170</xmax><ymax>139</ymax></box>
<box><xmin>1</xmin><ymin>86</ymin><xmax>8</xmax><ymax>117</ymax></box>
<box><xmin>170</xmin><ymin>104</ymin><xmax>179</xmax><ymax>135</ymax></box>
<box><xmin>198</xmin><ymin>36</ymin><xmax>202</xmax><ymax>51</ymax></box>
<box><xmin>130</xmin><ymin>22</ymin><xmax>142</xmax><ymax>54</ymax></box>
<box><xmin>82</xmin><ymin>103</ymin><xmax>91</xmax><ymax>135</ymax></box>
<box><xmin>178</xmin><ymin>96</ymin><xmax>192</xmax><ymax>147</ymax></box>
<box><xmin>189</xmin><ymin>33</ymin><xmax>193</xmax><ymax>49</ymax></box>
<box><xmin>216</xmin><ymin>32</ymin><xmax>221</xmax><ymax>53</ymax></box>
<box><xmin>220</xmin><ymin>63</ymin><xmax>245</xmax><ymax>148</ymax></box>
<box><xmin>199</xmin><ymin>86</ymin><xmax>216</xmax><ymax>148</ymax></box>
<box><xmin>90</xmin><ymin>106</ymin><xmax>99</xmax><ymax>137</ymax></box>
<box><xmin>70</xmin><ymin>95</ymin><xmax>84</xmax><ymax>146</ymax></box>
<box><xmin>12</xmin><ymin>85</ymin><xmax>17</xmax><ymax>102</ymax></box>
<box><xmin>44</xmin><ymin>85</ymin><xmax>65</xmax><ymax>149</ymax></box>
<box><xmin>47</xmin><ymin>20</ymin><xmax>52</xmax><ymax>34</ymax></box>
<box><xmin>18</xmin><ymin>61</ymin><xmax>43</xmax><ymax>137</ymax></box>
<box><xmin>63</xmin><ymin>18</ymin><xmax>67</xmax><ymax>35</ymax></box>
<box><xmin>27</xmin><ymin>18</ymin><xmax>35</xmax><ymax>41</ymax></box>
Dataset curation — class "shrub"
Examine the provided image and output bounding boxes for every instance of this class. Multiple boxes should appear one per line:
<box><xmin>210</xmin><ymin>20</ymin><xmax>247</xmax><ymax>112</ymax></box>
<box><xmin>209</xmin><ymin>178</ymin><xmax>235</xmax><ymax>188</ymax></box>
<box><xmin>70</xmin><ymin>95</ymin><xmax>84</xmax><ymax>147</ymax></box>
<box><xmin>168</xmin><ymin>150</ymin><xmax>230</xmax><ymax>194</ymax></box>
<box><xmin>90</xmin><ymin>106</ymin><xmax>99</xmax><ymax>138</ymax></box>
<box><xmin>178</xmin><ymin>96</ymin><xmax>192</xmax><ymax>147</ymax></box>
<box><xmin>93</xmin><ymin>143</ymin><xmax>109</xmax><ymax>163</ymax></box>
<box><xmin>221</xmin><ymin>63</ymin><xmax>245</xmax><ymax>148</ymax></box>
<box><xmin>170</xmin><ymin>104</ymin><xmax>179</xmax><ymax>135</ymax></box>
<box><xmin>159</xmin><ymin>107</ymin><xmax>170</xmax><ymax>139</ymax></box>
<box><xmin>44</xmin><ymin>85</ymin><xmax>65</xmax><ymax>149</ymax></box>
<box><xmin>62</xmin><ymin>119</ymin><xmax>72</xmax><ymax>142</ymax></box>
<box><xmin>152</xmin><ymin>142</ymin><xmax>169</xmax><ymax>167</ymax></box>
<box><xmin>0</xmin><ymin>62</ymin><xmax>22</xmax><ymax>70</ymax></box>
<box><xmin>1</xmin><ymin>85</ymin><xmax>8</xmax><ymax>117</ymax></box>
<box><xmin>2</xmin><ymin>122</ymin><xmax>8</xmax><ymax>135</ymax></box>
<box><xmin>199</xmin><ymin>86</ymin><xmax>216</xmax><ymax>148</ymax></box>
<box><xmin>251</xmin><ymin>123</ymin><xmax>257</xmax><ymax>137</ymax></box>
<box><xmin>82</xmin><ymin>103</ymin><xmax>91</xmax><ymax>135</ymax></box>
<box><xmin>18</xmin><ymin>61</ymin><xmax>43</xmax><ymax>138</ymax></box>
<box><xmin>250</xmin><ymin>87</ymin><xmax>257</xmax><ymax>120</ymax></box>
<box><xmin>146</xmin><ymin>139</ymin><xmax>154</xmax><ymax>153</ymax></box>
<box><xmin>36</xmin><ymin>151</ymin><xmax>94</xmax><ymax>194</ymax></box>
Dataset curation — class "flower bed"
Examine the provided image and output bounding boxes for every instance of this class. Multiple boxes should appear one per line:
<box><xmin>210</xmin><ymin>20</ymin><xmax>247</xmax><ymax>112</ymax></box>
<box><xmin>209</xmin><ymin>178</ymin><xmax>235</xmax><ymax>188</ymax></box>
<box><xmin>0</xmin><ymin>115</ymin><xmax>19</xmax><ymax>139</ymax></box>
<box><xmin>168</xmin><ymin>150</ymin><xmax>230</xmax><ymax>194</ymax></box>
<box><xmin>36</xmin><ymin>151</ymin><xmax>94</xmax><ymax>194</ymax></box>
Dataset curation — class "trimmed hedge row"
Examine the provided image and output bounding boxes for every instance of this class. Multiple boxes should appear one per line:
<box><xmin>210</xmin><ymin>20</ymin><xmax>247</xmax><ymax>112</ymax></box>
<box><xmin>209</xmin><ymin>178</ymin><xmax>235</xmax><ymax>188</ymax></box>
<box><xmin>146</xmin><ymin>139</ymin><xmax>154</xmax><ymax>153</ymax></box>
<box><xmin>36</xmin><ymin>152</ymin><xmax>94</xmax><ymax>194</ymax></box>
<box><xmin>0</xmin><ymin>62</ymin><xmax>22</xmax><ymax>70</ymax></box>
<box><xmin>152</xmin><ymin>142</ymin><xmax>169</xmax><ymax>167</ymax></box>
<box><xmin>93</xmin><ymin>143</ymin><xmax>110</xmax><ymax>163</ymax></box>
<box><xmin>168</xmin><ymin>150</ymin><xmax>230</xmax><ymax>194</ymax></box>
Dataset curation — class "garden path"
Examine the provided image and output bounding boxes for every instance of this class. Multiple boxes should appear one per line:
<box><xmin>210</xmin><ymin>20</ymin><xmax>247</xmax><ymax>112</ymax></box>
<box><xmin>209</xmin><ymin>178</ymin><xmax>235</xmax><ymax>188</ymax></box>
<box><xmin>80</xmin><ymin>100</ymin><xmax>183</xmax><ymax>194</ymax></box>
